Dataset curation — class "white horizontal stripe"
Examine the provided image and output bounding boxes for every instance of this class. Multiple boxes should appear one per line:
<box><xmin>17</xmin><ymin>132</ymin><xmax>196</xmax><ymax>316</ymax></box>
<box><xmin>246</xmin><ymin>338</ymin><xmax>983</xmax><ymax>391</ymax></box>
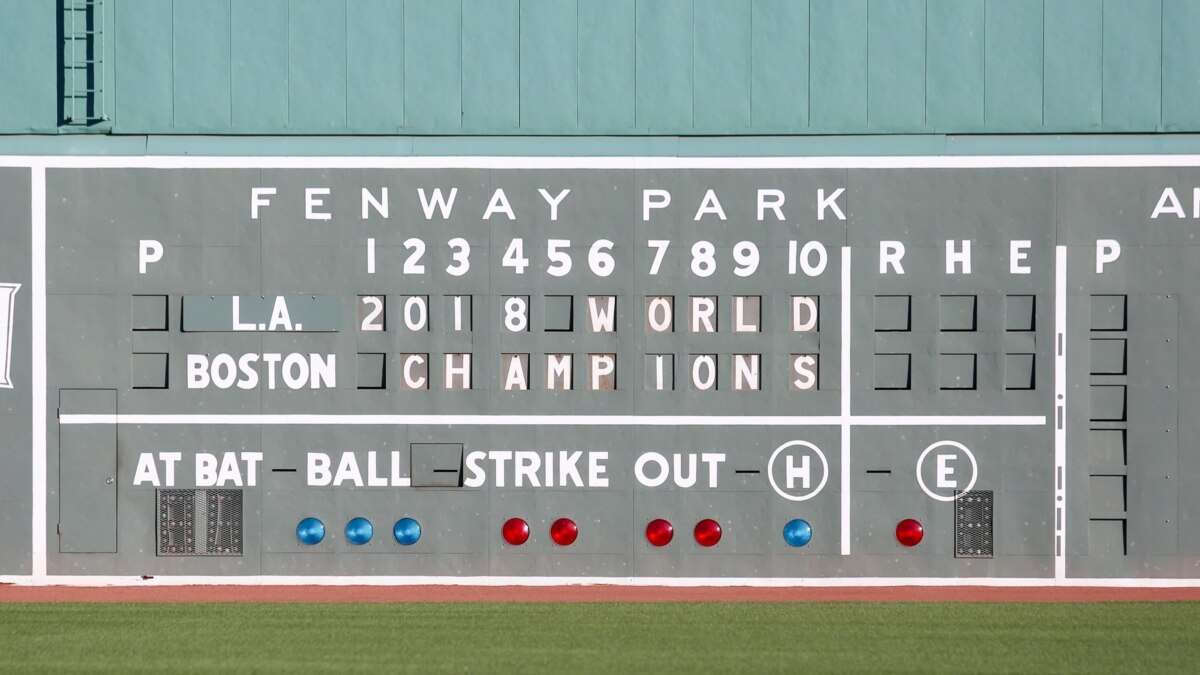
<box><xmin>3</xmin><ymin>574</ymin><xmax>1200</xmax><ymax>588</ymax></box>
<box><xmin>60</xmin><ymin>414</ymin><xmax>845</xmax><ymax>426</ymax></box>
<box><xmin>59</xmin><ymin>413</ymin><xmax>1045</xmax><ymax>427</ymax></box>
<box><xmin>850</xmin><ymin>416</ymin><xmax>1046</xmax><ymax>426</ymax></box>
<box><xmin>1</xmin><ymin>154</ymin><xmax>1200</xmax><ymax>170</ymax></box>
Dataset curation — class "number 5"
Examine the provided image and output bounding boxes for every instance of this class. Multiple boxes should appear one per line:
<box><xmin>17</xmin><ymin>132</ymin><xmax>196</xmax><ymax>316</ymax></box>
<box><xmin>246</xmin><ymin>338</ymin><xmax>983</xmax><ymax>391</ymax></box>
<box><xmin>547</xmin><ymin>239</ymin><xmax>572</xmax><ymax>277</ymax></box>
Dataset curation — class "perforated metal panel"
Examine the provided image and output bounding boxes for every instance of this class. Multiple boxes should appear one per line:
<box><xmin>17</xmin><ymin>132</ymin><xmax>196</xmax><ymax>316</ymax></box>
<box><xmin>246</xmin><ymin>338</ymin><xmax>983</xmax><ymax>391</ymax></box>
<box><xmin>156</xmin><ymin>489</ymin><xmax>242</xmax><ymax>556</ymax></box>
<box><xmin>156</xmin><ymin>489</ymin><xmax>195</xmax><ymax>555</ymax></box>
<box><xmin>205</xmin><ymin>490</ymin><xmax>243</xmax><ymax>555</ymax></box>
<box><xmin>955</xmin><ymin>490</ymin><xmax>994</xmax><ymax>559</ymax></box>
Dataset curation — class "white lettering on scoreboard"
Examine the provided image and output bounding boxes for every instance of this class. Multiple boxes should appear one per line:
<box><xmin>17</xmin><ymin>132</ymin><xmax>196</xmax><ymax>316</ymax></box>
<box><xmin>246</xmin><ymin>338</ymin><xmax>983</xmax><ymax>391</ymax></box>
<box><xmin>187</xmin><ymin>353</ymin><xmax>336</xmax><ymax>390</ymax></box>
<box><xmin>133</xmin><ymin>452</ymin><xmax>264</xmax><ymax>487</ymax></box>
<box><xmin>125</xmin><ymin>184</ymin><xmax>1129</xmax><ymax>284</ymax></box>
<box><xmin>0</xmin><ymin>283</ymin><xmax>20</xmax><ymax>388</ymax></box>
<box><xmin>116</xmin><ymin>171</ymin><xmax>1170</xmax><ymax>504</ymax></box>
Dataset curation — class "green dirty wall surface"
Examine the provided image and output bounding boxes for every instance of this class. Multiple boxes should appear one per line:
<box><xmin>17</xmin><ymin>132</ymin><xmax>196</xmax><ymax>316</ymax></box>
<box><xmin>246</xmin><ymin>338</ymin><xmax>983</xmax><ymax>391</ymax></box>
<box><xmin>0</xmin><ymin>0</ymin><xmax>58</xmax><ymax>133</ymax></box>
<box><xmin>4</xmin><ymin>0</ymin><xmax>1200</xmax><ymax>135</ymax></box>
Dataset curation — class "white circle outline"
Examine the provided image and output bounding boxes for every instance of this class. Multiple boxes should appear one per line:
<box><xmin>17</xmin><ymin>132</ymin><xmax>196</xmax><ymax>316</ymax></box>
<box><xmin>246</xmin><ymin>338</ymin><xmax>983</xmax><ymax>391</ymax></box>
<box><xmin>916</xmin><ymin>440</ymin><xmax>978</xmax><ymax>502</ymax></box>
<box><xmin>767</xmin><ymin>440</ymin><xmax>829</xmax><ymax>502</ymax></box>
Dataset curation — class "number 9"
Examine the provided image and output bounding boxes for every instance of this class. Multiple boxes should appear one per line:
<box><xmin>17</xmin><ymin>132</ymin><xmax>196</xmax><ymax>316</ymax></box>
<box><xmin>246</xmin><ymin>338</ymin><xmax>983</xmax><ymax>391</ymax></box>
<box><xmin>732</xmin><ymin>241</ymin><xmax>759</xmax><ymax>277</ymax></box>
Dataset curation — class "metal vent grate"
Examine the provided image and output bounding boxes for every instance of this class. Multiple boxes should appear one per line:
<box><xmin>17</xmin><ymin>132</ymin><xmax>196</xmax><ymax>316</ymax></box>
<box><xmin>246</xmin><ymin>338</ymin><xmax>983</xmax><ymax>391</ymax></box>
<box><xmin>954</xmin><ymin>490</ymin><xmax>993</xmax><ymax>558</ymax></box>
<box><xmin>206</xmin><ymin>490</ymin><xmax>243</xmax><ymax>555</ymax></box>
<box><xmin>157</xmin><ymin>490</ymin><xmax>196</xmax><ymax>554</ymax></box>
<box><xmin>156</xmin><ymin>489</ymin><xmax>243</xmax><ymax>556</ymax></box>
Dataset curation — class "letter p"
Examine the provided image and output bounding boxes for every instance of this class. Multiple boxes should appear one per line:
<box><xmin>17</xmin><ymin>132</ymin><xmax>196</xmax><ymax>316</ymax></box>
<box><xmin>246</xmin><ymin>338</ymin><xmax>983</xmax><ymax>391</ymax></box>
<box><xmin>139</xmin><ymin>240</ymin><xmax>163</xmax><ymax>274</ymax></box>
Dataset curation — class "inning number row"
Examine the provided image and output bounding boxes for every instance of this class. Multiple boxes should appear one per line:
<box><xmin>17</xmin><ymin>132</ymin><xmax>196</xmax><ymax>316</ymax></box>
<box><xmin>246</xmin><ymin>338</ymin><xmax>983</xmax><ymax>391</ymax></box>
<box><xmin>366</xmin><ymin>238</ymin><xmax>830</xmax><ymax>278</ymax></box>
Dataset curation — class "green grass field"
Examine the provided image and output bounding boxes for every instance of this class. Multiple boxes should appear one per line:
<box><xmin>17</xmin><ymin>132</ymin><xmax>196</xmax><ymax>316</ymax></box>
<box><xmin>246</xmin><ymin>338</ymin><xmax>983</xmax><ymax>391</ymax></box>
<box><xmin>1</xmin><ymin>602</ymin><xmax>1198</xmax><ymax>673</ymax></box>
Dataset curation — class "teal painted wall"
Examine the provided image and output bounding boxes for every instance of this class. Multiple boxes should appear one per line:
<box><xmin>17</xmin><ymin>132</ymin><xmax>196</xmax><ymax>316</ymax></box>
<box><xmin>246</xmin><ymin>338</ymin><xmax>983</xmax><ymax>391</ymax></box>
<box><xmin>0</xmin><ymin>0</ymin><xmax>58</xmax><ymax>133</ymax></box>
<box><xmin>2</xmin><ymin>0</ymin><xmax>1199</xmax><ymax>135</ymax></box>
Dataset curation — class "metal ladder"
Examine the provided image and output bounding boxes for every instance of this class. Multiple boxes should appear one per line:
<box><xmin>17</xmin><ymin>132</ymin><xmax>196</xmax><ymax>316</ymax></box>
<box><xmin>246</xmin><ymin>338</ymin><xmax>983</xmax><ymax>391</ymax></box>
<box><xmin>64</xmin><ymin>0</ymin><xmax>107</xmax><ymax>125</ymax></box>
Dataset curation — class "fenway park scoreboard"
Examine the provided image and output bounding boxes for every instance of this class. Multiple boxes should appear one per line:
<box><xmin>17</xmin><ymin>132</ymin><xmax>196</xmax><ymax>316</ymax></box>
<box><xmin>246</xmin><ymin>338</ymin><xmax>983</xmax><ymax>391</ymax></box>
<box><xmin>1</xmin><ymin>156</ymin><xmax>1198</xmax><ymax>584</ymax></box>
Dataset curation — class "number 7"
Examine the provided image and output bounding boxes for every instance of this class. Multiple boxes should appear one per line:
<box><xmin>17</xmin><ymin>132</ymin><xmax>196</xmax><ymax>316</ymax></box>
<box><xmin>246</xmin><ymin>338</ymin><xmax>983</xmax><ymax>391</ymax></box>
<box><xmin>647</xmin><ymin>240</ymin><xmax>670</xmax><ymax>275</ymax></box>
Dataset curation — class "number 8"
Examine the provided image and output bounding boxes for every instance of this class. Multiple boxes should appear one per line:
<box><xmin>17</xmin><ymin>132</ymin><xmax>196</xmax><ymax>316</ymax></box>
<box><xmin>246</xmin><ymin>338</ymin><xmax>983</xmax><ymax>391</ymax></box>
<box><xmin>691</xmin><ymin>241</ymin><xmax>715</xmax><ymax>277</ymax></box>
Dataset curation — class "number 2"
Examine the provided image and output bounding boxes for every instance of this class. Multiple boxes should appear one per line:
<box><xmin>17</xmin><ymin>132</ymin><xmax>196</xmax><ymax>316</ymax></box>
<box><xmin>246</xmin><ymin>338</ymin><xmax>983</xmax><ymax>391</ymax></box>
<box><xmin>360</xmin><ymin>295</ymin><xmax>384</xmax><ymax>331</ymax></box>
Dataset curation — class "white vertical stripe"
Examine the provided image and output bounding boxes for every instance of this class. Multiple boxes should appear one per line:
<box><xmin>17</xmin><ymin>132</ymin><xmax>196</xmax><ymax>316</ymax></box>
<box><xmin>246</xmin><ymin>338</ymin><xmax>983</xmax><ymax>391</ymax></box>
<box><xmin>841</xmin><ymin>247</ymin><xmax>852</xmax><ymax>556</ymax></box>
<box><xmin>1054</xmin><ymin>245</ymin><xmax>1067</xmax><ymax>580</ymax></box>
<box><xmin>31</xmin><ymin>165</ymin><xmax>46</xmax><ymax>580</ymax></box>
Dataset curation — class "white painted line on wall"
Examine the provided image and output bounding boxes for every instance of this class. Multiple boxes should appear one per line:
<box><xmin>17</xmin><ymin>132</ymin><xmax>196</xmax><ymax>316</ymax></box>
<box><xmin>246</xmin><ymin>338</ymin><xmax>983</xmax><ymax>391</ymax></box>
<box><xmin>54</xmin><ymin>414</ymin><xmax>841</xmax><ymax>426</ymax></box>
<box><xmin>2</xmin><ymin>155</ymin><xmax>1200</xmax><ymax>170</ymax></box>
<box><xmin>849</xmin><ymin>416</ymin><xmax>1046</xmax><ymax>426</ymax></box>
<box><xmin>1054</xmin><ymin>245</ymin><xmax>1068</xmax><ymax>580</ymax></box>
<box><xmin>58</xmin><ymin>413</ymin><xmax>1047</xmax><ymax>427</ymax></box>
<box><xmin>841</xmin><ymin>247</ymin><xmax>852</xmax><ymax>556</ymax></box>
<box><xmin>1</xmin><ymin>574</ymin><xmax>1199</xmax><ymax>588</ymax></box>
<box><xmin>31</xmin><ymin>164</ymin><xmax>46</xmax><ymax>580</ymax></box>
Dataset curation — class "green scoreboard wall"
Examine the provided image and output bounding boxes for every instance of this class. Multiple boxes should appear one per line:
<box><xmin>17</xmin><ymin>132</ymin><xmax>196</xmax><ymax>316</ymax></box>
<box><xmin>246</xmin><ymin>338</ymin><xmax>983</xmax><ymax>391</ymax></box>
<box><xmin>0</xmin><ymin>155</ymin><xmax>1196</xmax><ymax>583</ymax></box>
<box><xmin>3</xmin><ymin>2</ymin><xmax>1200</xmax><ymax>586</ymax></box>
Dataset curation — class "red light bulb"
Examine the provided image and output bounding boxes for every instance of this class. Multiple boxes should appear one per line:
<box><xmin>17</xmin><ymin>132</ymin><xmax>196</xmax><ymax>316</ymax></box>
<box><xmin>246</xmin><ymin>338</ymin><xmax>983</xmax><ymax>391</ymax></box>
<box><xmin>646</xmin><ymin>519</ymin><xmax>674</xmax><ymax>547</ymax></box>
<box><xmin>502</xmin><ymin>517</ymin><xmax>530</xmax><ymax>546</ymax></box>
<box><xmin>550</xmin><ymin>518</ymin><xmax>578</xmax><ymax>546</ymax></box>
<box><xmin>896</xmin><ymin>518</ymin><xmax>924</xmax><ymax>547</ymax></box>
<box><xmin>694</xmin><ymin>519</ymin><xmax>722</xmax><ymax>547</ymax></box>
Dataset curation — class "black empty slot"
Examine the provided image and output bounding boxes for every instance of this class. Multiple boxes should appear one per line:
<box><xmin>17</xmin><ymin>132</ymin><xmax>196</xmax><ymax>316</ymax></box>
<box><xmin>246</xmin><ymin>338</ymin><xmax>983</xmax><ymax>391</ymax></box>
<box><xmin>271</xmin><ymin>468</ymin><xmax>298</xmax><ymax>473</ymax></box>
<box><xmin>866</xmin><ymin>469</ymin><xmax>892</xmax><ymax>474</ymax></box>
<box><xmin>735</xmin><ymin>469</ymin><xmax>761</xmax><ymax>474</ymax></box>
<box><xmin>433</xmin><ymin>469</ymin><xmax>458</xmax><ymax>473</ymax></box>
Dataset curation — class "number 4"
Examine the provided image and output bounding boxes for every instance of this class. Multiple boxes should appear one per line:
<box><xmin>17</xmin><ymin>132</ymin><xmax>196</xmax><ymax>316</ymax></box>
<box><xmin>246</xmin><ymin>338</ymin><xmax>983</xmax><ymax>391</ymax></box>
<box><xmin>502</xmin><ymin>238</ymin><xmax>529</xmax><ymax>274</ymax></box>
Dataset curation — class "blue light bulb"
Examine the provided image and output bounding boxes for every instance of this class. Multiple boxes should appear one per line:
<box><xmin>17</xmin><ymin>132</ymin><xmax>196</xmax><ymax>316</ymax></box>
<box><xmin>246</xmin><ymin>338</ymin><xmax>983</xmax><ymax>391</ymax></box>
<box><xmin>296</xmin><ymin>517</ymin><xmax>325</xmax><ymax>545</ymax></box>
<box><xmin>783</xmin><ymin>519</ymin><xmax>813</xmax><ymax>547</ymax></box>
<box><xmin>345</xmin><ymin>517</ymin><xmax>374</xmax><ymax>545</ymax></box>
<box><xmin>393</xmin><ymin>518</ymin><xmax>422</xmax><ymax>546</ymax></box>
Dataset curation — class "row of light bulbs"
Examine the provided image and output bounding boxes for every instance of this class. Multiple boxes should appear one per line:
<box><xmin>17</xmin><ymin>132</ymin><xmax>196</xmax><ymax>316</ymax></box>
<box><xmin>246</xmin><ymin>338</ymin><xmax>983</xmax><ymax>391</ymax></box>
<box><xmin>296</xmin><ymin>516</ymin><xmax>925</xmax><ymax>548</ymax></box>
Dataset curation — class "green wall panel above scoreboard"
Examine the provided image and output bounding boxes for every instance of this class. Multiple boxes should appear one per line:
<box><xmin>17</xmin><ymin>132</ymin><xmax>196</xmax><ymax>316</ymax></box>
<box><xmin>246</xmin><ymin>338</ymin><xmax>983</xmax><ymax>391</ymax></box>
<box><xmin>0</xmin><ymin>0</ymin><xmax>56</xmax><ymax>133</ymax></box>
<box><xmin>6</xmin><ymin>0</ymin><xmax>1200</xmax><ymax>135</ymax></box>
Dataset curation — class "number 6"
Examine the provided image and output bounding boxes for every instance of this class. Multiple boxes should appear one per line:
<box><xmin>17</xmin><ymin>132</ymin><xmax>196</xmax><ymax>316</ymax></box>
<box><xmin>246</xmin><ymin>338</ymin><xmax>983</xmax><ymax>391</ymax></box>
<box><xmin>589</xmin><ymin>240</ymin><xmax>614</xmax><ymax>277</ymax></box>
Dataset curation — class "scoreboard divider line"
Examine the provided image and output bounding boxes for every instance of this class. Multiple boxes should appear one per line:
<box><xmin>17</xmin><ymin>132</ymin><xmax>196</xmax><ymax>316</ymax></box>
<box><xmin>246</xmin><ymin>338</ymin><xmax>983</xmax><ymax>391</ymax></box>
<box><xmin>3</xmin><ymin>574</ymin><xmax>1200</xmax><ymax>588</ymax></box>
<box><xmin>2</xmin><ymin>155</ymin><xmax>1200</xmax><ymax>170</ymax></box>
<box><xmin>840</xmin><ymin>246</ymin><xmax>852</xmax><ymax>556</ymax></box>
<box><xmin>1054</xmin><ymin>246</ymin><xmax>1068</xmax><ymax>580</ymax></box>
<box><xmin>849</xmin><ymin>416</ymin><xmax>1046</xmax><ymax>426</ymax></box>
<box><xmin>30</xmin><ymin>163</ymin><xmax>46</xmax><ymax>581</ymax></box>
<box><xmin>56</xmin><ymin>414</ymin><xmax>1047</xmax><ymax>427</ymax></box>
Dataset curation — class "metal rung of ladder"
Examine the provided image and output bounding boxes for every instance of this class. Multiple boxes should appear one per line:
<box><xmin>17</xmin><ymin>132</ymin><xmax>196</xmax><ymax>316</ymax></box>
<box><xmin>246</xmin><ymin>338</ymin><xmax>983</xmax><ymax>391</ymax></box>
<box><xmin>64</xmin><ymin>0</ymin><xmax>107</xmax><ymax>124</ymax></box>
